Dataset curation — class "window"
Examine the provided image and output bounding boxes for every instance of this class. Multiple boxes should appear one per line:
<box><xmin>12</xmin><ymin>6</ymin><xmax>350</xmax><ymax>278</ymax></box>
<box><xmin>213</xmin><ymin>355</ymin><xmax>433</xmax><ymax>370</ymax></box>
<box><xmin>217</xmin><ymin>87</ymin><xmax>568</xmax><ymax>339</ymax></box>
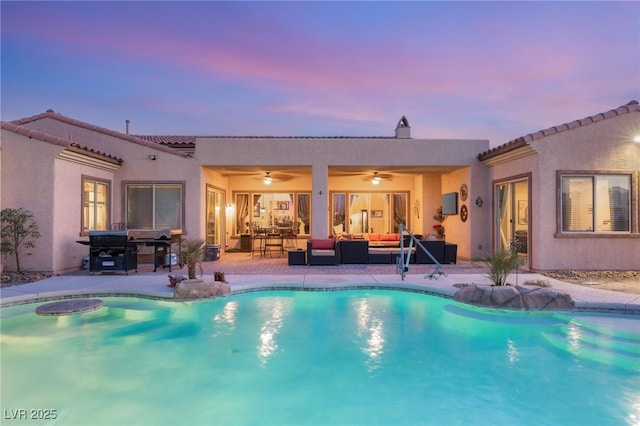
<box><xmin>126</xmin><ymin>183</ymin><xmax>183</xmax><ymax>230</ymax></box>
<box><xmin>82</xmin><ymin>177</ymin><xmax>110</xmax><ymax>232</ymax></box>
<box><xmin>234</xmin><ymin>192</ymin><xmax>310</xmax><ymax>235</ymax></box>
<box><xmin>561</xmin><ymin>174</ymin><xmax>631</xmax><ymax>232</ymax></box>
<box><xmin>331</xmin><ymin>191</ymin><xmax>409</xmax><ymax>234</ymax></box>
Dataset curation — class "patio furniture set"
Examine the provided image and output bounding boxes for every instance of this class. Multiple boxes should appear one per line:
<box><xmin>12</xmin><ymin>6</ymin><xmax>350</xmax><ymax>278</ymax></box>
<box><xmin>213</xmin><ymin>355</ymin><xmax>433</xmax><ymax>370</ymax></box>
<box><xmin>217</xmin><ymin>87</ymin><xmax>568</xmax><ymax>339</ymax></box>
<box><xmin>292</xmin><ymin>234</ymin><xmax>457</xmax><ymax>266</ymax></box>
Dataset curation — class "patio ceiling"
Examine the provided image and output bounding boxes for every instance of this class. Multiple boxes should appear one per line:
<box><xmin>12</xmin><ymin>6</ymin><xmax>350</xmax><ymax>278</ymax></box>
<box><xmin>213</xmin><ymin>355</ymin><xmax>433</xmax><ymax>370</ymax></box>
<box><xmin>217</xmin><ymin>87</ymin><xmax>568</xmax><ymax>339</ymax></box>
<box><xmin>208</xmin><ymin>165</ymin><xmax>464</xmax><ymax>179</ymax></box>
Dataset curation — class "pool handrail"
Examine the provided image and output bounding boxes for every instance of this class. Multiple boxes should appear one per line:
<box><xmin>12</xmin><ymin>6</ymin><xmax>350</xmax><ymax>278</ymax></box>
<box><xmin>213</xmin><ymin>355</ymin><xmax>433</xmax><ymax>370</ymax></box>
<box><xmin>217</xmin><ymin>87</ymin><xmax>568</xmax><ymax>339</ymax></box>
<box><xmin>398</xmin><ymin>224</ymin><xmax>444</xmax><ymax>281</ymax></box>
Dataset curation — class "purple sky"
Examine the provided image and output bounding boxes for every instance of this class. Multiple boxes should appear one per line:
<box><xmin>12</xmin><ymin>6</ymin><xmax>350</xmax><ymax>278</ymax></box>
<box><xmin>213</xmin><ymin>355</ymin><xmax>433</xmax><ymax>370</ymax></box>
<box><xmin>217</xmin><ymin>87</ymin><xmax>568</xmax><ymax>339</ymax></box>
<box><xmin>1</xmin><ymin>1</ymin><xmax>638</xmax><ymax>145</ymax></box>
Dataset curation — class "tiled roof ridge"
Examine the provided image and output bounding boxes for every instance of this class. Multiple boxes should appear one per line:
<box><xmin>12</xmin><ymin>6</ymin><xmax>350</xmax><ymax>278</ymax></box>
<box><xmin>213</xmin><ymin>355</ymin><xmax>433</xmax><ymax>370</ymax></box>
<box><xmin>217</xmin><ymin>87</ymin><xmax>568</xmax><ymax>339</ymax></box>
<box><xmin>10</xmin><ymin>110</ymin><xmax>190</xmax><ymax>157</ymax></box>
<box><xmin>137</xmin><ymin>135</ymin><xmax>395</xmax><ymax>143</ymax></box>
<box><xmin>478</xmin><ymin>100</ymin><xmax>639</xmax><ymax>160</ymax></box>
<box><xmin>0</xmin><ymin>121</ymin><xmax>123</xmax><ymax>164</ymax></box>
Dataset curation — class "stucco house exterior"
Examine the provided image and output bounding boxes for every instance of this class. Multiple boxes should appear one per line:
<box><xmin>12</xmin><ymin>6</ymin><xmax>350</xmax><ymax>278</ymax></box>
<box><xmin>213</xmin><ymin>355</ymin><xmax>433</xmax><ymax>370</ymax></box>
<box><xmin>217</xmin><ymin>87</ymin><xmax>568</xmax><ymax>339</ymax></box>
<box><xmin>1</xmin><ymin>101</ymin><xmax>638</xmax><ymax>274</ymax></box>
<box><xmin>479</xmin><ymin>100</ymin><xmax>639</xmax><ymax>271</ymax></box>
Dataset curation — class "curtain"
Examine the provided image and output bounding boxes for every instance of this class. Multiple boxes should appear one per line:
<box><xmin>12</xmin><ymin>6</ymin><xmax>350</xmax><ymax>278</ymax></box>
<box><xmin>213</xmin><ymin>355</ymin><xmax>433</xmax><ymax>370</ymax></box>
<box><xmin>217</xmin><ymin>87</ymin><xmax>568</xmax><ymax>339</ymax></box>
<box><xmin>297</xmin><ymin>193</ymin><xmax>310</xmax><ymax>234</ymax></box>
<box><xmin>236</xmin><ymin>194</ymin><xmax>249</xmax><ymax>234</ymax></box>
<box><xmin>393</xmin><ymin>194</ymin><xmax>407</xmax><ymax>231</ymax></box>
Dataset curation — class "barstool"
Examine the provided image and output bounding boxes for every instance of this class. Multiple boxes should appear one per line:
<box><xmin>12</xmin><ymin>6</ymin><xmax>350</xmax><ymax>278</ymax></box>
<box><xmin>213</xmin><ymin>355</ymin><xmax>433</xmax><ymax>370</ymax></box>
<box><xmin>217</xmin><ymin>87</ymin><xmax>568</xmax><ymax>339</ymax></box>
<box><xmin>282</xmin><ymin>226</ymin><xmax>297</xmax><ymax>251</ymax></box>
<box><xmin>252</xmin><ymin>227</ymin><xmax>267</xmax><ymax>258</ymax></box>
<box><xmin>264</xmin><ymin>230</ymin><xmax>283</xmax><ymax>257</ymax></box>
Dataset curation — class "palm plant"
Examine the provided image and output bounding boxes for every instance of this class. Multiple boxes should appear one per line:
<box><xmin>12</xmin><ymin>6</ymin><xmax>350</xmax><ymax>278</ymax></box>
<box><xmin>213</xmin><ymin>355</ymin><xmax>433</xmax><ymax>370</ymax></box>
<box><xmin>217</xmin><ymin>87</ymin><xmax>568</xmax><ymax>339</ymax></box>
<box><xmin>481</xmin><ymin>249</ymin><xmax>525</xmax><ymax>286</ymax></box>
<box><xmin>180</xmin><ymin>238</ymin><xmax>206</xmax><ymax>279</ymax></box>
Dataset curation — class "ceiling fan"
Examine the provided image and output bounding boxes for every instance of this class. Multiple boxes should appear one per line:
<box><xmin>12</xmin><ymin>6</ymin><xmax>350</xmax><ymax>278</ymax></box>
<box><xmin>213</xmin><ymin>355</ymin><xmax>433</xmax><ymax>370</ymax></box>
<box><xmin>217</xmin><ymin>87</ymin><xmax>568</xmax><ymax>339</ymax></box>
<box><xmin>368</xmin><ymin>171</ymin><xmax>392</xmax><ymax>184</ymax></box>
<box><xmin>263</xmin><ymin>171</ymin><xmax>273</xmax><ymax>185</ymax></box>
<box><xmin>252</xmin><ymin>171</ymin><xmax>295</xmax><ymax>184</ymax></box>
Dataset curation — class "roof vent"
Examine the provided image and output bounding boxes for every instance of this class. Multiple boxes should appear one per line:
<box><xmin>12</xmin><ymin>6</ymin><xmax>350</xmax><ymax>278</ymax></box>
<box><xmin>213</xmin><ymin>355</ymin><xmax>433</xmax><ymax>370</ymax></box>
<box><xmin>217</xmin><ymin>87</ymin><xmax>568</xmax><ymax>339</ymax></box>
<box><xmin>395</xmin><ymin>116</ymin><xmax>411</xmax><ymax>139</ymax></box>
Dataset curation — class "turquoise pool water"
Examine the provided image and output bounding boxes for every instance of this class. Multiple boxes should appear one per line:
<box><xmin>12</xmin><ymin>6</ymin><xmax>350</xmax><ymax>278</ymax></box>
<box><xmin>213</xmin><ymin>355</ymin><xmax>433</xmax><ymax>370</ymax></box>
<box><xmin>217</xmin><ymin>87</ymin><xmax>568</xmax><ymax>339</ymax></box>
<box><xmin>1</xmin><ymin>290</ymin><xmax>639</xmax><ymax>426</ymax></box>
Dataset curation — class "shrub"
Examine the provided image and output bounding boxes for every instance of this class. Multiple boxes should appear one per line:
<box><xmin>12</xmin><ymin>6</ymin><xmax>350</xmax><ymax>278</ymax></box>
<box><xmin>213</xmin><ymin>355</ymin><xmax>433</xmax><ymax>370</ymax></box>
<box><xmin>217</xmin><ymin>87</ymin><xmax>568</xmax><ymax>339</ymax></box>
<box><xmin>1</xmin><ymin>208</ymin><xmax>41</xmax><ymax>272</ymax></box>
<box><xmin>481</xmin><ymin>250</ymin><xmax>525</xmax><ymax>286</ymax></box>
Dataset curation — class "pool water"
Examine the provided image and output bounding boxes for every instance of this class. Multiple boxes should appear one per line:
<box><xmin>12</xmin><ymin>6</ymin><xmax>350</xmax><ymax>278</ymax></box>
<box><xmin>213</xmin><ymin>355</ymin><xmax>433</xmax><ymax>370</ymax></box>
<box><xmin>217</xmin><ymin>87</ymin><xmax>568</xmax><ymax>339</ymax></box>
<box><xmin>2</xmin><ymin>290</ymin><xmax>639</xmax><ymax>426</ymax></box>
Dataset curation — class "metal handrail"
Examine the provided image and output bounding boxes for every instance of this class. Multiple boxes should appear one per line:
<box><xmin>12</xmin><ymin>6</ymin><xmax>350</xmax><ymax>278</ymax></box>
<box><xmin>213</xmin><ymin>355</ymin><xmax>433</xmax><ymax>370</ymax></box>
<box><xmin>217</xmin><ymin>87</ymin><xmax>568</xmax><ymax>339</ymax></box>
<box><xmin>397</xmin><ymin>223</ymin><xmax>444</xmax><ymax>281</ymax></box>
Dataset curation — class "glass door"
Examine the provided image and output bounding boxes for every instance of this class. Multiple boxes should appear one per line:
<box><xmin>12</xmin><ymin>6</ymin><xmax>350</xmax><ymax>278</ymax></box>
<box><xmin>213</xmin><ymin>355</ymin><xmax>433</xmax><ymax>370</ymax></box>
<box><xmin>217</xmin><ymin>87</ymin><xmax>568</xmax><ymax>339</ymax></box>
<box><xmin>495</xmin><ymin>179</ymin><xmax>529</xmax><ymax>260</ymax></box>
<box><xmin>206</xmin><ymin>186</ymin><xmax>225</xmax><ymax>247</ymax></box>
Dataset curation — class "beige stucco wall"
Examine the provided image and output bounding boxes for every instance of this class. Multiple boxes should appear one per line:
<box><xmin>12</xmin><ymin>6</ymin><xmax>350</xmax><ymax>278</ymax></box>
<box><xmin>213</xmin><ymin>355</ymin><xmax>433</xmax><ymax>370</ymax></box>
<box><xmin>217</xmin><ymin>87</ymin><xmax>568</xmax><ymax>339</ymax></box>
<box><xmin>195</xmin><ymin>136</ymin><xmax>490</xmax><ymax>261</ymax></box>
<box><xmin>487</xmin><ymin>111</ymin><xmax>640</xmax><ymax>271</ymax></box>
<box><xmin>2</xmin><ymin>130</ymin><xmax>63</xmax><ymax>271</ymax></box>
<box><xmin>3</xmin><ymin>116</ymin><xmax>490</xmax><ymax>271</ymax></box>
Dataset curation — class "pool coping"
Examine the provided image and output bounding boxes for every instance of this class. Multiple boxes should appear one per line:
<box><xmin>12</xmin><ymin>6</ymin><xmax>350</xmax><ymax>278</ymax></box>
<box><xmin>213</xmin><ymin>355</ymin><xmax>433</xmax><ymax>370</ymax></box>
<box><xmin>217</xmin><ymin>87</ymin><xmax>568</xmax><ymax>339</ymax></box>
<box><xmin>2</xmin><ymin>273</ymin><xmax>639</xmax><ymax>315</ymax></box>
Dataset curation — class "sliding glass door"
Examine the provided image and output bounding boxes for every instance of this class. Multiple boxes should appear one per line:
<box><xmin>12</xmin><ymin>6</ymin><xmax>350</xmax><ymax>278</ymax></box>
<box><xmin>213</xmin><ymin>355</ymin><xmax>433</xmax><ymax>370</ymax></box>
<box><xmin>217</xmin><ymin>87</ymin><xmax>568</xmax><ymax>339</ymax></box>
<box><xmin>495</xmin><ymin>179</ymin><xmax>529</xmax><ymax>261</ymax></box>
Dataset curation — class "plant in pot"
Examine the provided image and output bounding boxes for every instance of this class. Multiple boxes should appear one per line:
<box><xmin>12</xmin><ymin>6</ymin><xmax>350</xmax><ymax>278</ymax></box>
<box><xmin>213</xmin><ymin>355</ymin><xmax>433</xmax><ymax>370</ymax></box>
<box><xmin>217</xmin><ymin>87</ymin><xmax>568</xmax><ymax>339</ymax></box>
<box><xmin>180</xmin><ymin>238</ymin><xmax>206</xmax><ymax>280</ymax></box>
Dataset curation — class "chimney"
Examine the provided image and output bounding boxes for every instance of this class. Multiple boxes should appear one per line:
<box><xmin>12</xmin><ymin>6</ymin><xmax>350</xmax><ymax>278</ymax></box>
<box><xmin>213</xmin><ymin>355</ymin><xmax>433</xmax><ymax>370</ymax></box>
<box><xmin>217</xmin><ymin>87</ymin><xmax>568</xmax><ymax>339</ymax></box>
<box><xmin>125</xmin><ymin>119</ymin><xmax>130</xmax><ymax>135</ymax></box>
<box><xmin>395</xmin><ymin>116</ymin><xmax>411</xmax><ymax>139</ymax></box>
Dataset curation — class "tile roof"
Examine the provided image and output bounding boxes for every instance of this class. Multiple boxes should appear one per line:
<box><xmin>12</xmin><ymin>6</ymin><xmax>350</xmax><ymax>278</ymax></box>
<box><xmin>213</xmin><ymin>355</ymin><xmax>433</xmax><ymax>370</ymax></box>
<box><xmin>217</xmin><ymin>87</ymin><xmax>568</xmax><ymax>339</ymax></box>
<box><xmin>478</xmin><ymin>100</ymin><xmax>639</xmax><ymax>161</ymax></box>
<box><xmin>136</xmin><ymin>135</ymin><xmax>395</xmax><ymax>145</ymax></box>
<box><xmin>135</xmin><ymin>135</ymin><xmax>197</xmax><ymax>146</ymax></box>
<box><xmin>0</xmin><ymin>121</ymin><xmax>124</xmax><ymax>165</ymax></box>
<box><xmin>10</xmin><ymin>110</ymin><xmax>190</xmax><ymax>158</ymax></box>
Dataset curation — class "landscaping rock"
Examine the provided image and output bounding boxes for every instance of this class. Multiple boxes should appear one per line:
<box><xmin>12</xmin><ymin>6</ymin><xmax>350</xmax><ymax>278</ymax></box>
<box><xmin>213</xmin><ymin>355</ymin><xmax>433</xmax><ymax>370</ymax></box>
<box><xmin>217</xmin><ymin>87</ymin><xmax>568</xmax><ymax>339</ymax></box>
<box><xmin>454</xmin><ymin>284</ymin><xmax>574</xmax><ymax>310</ymax></box>
<box><xmin>173</xmin><ymin>279</ymin><xmax>230</xmax><ymax>300</ymax></box>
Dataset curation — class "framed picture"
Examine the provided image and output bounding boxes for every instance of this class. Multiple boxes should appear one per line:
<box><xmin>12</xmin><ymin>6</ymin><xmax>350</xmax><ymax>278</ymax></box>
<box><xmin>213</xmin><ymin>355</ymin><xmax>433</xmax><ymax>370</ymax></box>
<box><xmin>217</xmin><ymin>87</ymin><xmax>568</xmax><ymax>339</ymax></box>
<box><xmin>371</xmin><ymin>210</ymin><xmax>383</xmax><ymax>218</ymax></box>
<box><xmin>253</xmin><ymin>202</ymin><xmax>261</xmax><ymax>217</ymax></box>
<box><xmin>276</xmin><ymin>201</ymin><xmax>290</xmax><ymax>210</ymax></box>
<box><xmin>518</xmin><ymin>200</ymin><xmax>528</xmax><ymax>225</ymax></box>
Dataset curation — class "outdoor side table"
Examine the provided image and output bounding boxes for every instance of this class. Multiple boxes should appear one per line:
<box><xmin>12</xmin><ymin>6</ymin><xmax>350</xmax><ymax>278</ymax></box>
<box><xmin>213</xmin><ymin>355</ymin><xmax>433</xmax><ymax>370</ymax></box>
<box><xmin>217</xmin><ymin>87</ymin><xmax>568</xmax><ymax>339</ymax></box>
<box><xmin>288</xmin><ymin>249</ymin><xmax>306</xmax><ymax>265</ymax></box>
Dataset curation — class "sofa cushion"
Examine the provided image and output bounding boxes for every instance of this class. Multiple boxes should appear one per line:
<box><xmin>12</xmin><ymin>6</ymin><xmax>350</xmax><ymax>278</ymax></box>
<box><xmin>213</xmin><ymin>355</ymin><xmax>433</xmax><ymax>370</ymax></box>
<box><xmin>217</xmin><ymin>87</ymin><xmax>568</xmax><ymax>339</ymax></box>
<box><xmin>311</xmin><ymin>249</ymin><xmax>336</xmax><ymax>256</ymax></box>
<box><xmin>311</xmin><ymin>238</ymin><xmax>335</xmax><ymax>250</ymax></box>
<box><xmin>381</xmin><ymin>233</ymin><xmax>398</xmax><ymax>241</ymax></box>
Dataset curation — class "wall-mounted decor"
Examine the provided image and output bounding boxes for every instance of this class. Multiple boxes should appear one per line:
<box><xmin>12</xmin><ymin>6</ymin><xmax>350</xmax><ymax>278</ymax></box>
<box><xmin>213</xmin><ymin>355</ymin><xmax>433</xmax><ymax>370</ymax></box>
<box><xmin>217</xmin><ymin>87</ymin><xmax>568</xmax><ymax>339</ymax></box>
<box><xmin>518</xmin><ymin>200</ymin><xmax>528</xmax><ymax>225</ymax></box>
<box><xmin>460</xmin><ymin>205</ymin><xmax>468</xmax><ymax>222</ymax></box>
<box><xmin>460</xmin><ymin>183</ymin><xmax>468</xmax><ymax>201</ymax></box>
<box><xmin>276</xmin><ymin>201</ymin><xmax>290</xmax><ymax>210</ymax></box>
<box><xmin>371</xmin><ymin>210</ymin><xmax>383</xmax><ymax>218</ymax></box>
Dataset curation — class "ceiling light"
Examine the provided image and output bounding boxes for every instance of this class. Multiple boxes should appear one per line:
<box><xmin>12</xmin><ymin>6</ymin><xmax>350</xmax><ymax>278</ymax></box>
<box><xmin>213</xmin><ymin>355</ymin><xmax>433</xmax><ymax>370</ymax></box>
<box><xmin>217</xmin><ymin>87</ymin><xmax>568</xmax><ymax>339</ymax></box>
<box><xmin>372</xmin><ymin>172</ymin><xmax>381</xmax><ymax>185</ymax></box>
<box><xmin>264</xmin><ymin>172</ymin><xmax>272</xmax><ymax>185</ymax></box>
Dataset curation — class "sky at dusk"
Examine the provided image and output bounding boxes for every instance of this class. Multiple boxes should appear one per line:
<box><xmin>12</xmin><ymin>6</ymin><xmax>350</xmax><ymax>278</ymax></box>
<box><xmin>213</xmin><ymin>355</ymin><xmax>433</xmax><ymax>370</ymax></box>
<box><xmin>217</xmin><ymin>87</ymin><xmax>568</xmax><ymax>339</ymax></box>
<box><xmin>1</xmin><ymin>1</ymin><xmax>638</xmax><ymax>146</ymax></box>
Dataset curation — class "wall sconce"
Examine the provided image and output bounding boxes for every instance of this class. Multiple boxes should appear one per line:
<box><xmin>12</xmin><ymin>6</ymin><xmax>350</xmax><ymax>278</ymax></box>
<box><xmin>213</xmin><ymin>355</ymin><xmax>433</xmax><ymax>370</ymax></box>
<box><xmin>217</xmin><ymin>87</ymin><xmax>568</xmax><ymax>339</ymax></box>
<box><xmin>475</xmin><ymin>196</ymin><xmax>483</xmax><ymax>207</ymax></box>
<box><xmin>148</xmin><ymin>154</ymin><xmax>158</xmax><ymax>160</ymax></box>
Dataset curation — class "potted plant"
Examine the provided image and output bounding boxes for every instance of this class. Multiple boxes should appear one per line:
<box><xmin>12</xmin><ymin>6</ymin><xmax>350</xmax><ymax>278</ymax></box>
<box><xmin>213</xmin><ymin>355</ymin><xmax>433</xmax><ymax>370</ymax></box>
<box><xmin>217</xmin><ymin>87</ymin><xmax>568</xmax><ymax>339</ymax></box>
<box><xmin>180</xmin><ymin>238</ymin><xmax>206</xmax><ymax>279</ymax></box>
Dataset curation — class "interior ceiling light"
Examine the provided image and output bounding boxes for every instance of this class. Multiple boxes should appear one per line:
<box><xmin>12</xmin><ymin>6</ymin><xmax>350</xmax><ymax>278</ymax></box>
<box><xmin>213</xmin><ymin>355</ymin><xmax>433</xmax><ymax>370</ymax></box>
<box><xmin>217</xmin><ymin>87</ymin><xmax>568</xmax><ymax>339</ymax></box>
<box><xmin>372</xmin><ymin>172</ymin><xmax>381</xmax><ymax>185</ymax></box>
<box><xmin>264</xmin><ymin>172</ymin><xmax>273</xmax><ymax>185</ymax></box>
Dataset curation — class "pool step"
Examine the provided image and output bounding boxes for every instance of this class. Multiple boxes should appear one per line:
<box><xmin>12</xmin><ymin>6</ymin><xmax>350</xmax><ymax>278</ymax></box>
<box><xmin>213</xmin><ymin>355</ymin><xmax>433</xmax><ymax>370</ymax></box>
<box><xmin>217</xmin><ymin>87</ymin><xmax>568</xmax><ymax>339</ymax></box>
<box><xmin>47</xmin><ymin>303</ymin><xmax>200</xmax><ymax>342</ymax></box>
<box><xmin>103</xmin><ymin>320</ymin><xmax>200</xmax><ymax>343</ymax></box>
<box><xmin>542</xmin><ymin>325</ymin><xmax>640</xmax><ymax>371</ymax></box>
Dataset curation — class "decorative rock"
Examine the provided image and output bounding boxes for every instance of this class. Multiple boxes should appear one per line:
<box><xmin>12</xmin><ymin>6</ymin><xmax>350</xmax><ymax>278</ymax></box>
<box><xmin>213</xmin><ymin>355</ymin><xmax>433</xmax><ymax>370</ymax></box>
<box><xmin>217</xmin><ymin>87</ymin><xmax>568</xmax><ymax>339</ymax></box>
<box><xmin>173</xmin><ymin>279</ymin><xmax>230</xmax><ymax>300</ymax></box>
<box><xmin>454</xmin><ymin>284</ymin><xmax>574</xmax><ymax>310</ymax></box>
<box><xmin>36</xmin><ymin>299</ymin><xmax>103</xmax><ymax>316</ymax></box>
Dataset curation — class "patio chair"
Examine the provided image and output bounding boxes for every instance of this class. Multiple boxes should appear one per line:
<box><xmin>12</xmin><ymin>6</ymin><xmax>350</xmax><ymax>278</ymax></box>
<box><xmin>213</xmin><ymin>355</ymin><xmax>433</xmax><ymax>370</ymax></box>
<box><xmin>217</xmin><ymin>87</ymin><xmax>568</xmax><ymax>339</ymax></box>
<box><xmin>307</xmin><ymin>238</ymin><xmax>340</xmax><ymax>265</ymax></box>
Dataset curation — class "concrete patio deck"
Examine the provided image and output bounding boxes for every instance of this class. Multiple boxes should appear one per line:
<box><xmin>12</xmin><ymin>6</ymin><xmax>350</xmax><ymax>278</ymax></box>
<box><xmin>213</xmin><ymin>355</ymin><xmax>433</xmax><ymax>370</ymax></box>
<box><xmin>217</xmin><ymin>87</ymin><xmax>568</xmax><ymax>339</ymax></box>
<box><xmin>2</xmin><ymin>252</ymin><xmax>639</xmax><ymax>314</ymax></box>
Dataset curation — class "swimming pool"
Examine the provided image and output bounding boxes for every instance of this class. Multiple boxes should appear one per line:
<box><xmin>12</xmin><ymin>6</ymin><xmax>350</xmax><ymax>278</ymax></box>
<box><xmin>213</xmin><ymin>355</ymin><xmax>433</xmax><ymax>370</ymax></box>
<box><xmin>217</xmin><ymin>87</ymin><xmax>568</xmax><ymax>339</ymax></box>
<box><xmin>2</xmin><ymin>290</ymin><xmax>639</xmax><ymax>425</ymax></box>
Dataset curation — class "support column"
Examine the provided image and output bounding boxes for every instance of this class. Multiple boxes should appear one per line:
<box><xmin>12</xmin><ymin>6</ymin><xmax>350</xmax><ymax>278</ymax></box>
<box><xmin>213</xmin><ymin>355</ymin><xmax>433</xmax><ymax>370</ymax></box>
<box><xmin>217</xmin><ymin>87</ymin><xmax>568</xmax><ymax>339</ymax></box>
<box><xmin>311</xmin><ymin>165</ymin><xmax>329</xmax><ymax>239</ymax></box>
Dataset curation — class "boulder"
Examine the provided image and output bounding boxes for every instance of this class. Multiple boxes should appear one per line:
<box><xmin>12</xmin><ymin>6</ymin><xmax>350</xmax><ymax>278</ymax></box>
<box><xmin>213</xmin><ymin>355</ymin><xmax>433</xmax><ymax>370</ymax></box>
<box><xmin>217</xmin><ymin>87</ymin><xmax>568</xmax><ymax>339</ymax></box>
<box><xmin>454</xmin><ymin>284</ymin><xmax>574</xmax><ymax>310</ymax></box>
<box><xmin>173</xmin><ymin>279</ymin><xmax>230</xmax><ymax>300</ymax></box>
